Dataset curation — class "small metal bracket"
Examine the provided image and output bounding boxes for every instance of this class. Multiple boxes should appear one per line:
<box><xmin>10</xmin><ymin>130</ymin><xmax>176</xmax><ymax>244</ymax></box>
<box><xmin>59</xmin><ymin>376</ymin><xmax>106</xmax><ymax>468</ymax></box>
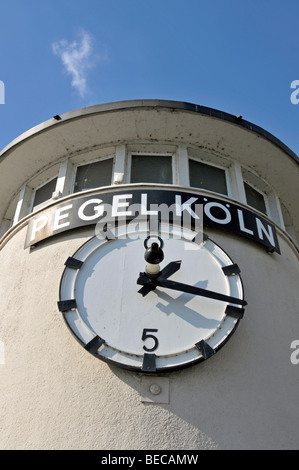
<box><xmin>195</xmin><ymin>340</ymin><xmax>215</xmax><ymax>359</ymax></box>
<box><xmin>142</xmin><ymin>353</ymin><xmax>157</xmax><ymax>372</ymax></box>
<box><xmin>57</xmin><ymin>299</ymin><xmax>77</xmax><ymax>312</ymax></box>
<box><xmin>65</xmin><ymin>257</ymin><xmax>83</xmax><ymax>270</ymax></box>
<box><xmin>140</xmin><ymin>376</ymin><xmax>170</xmax><ymax>404</ymax></box>
<box><xmin>225</xmin><ymin>305</ymin><xmax>245</xmax><ymax>319</ymax></box>
<box><xmin>84</xmin><ymin>335</ymin><xmax>105</xmax><ymax>354</ymax></box>
<box><xmin>222</xmin><ymin>264</ymin><xmax>241</xmax><ymax>276</ymax></box>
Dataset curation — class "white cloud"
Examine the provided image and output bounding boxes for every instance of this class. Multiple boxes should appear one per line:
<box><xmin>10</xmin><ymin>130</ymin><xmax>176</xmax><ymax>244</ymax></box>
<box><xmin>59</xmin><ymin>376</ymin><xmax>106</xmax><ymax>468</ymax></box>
<box><xmin>52</xmin><ymin>29</ymin><xmax>96</xmax><ymax>98</ymax></box>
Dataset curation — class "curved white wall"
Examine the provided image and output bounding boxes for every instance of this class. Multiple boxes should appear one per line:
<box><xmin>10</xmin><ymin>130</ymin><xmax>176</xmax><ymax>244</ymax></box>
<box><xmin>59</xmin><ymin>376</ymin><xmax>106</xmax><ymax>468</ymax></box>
<box><xmin>0</xmin><ymin>221</ymin><xmax>298</xmax><ymax>450</ymax></box>
<box><xmin>0</xmin><ymin>102</ymin><xmax>298</xmax><ymax>450</ymax></box>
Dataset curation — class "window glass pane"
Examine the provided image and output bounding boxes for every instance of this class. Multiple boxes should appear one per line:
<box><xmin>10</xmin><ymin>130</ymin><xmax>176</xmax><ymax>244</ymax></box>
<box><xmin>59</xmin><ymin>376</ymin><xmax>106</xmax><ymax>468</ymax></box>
<box><xmin>281</xmin><ymin>203</ymin><xmax>292</xmax><ymax>227</ymax></box>
<box><xmin>74</xmin><ymin>159</ymin><xmax>113</xmax><ymax>193</ymax></box>
<box><xmin>189</xmin><ymin>160</ymin><xmax>227</xmax><ymax>195</ymax></box>
<box><xmin>33</xmin><ymin>178</ymin><xmax>57</xmax><ymax>209</ymax></box>
<box><xmin>280</xmin><ymin>202</ymin><xmax>296</xmax><ymax>240</ymax></box>
<box><xmin>244</xmin><ymin>182</ymin><xmax>267</xmax><ymax>214</ymax></box>
<box><xmin>131</xmin><ymin>155</ymin><xmax>172</xmax><ymax>184</ymax></box>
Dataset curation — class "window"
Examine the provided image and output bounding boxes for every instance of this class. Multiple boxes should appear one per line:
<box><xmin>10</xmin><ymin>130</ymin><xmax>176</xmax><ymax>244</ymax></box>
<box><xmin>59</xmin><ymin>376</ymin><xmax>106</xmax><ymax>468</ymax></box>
<box><xmin>130</xmin><ymin>155</ymin><xmax>173</xmax><ymax>184</ymax></box>
<box><xmin>244</xmin><ymin>182</ymin><xmax>267</xmax><ymax>215</ymax></box>
<box><xmin>189</xmin><ymin>159</ymin><xmax>228</xmax><ymax>195</ymax></box>
<box><xmin>280</xmin><ymin>202</ymin><xmax>297</xmax><ymax>241</ymax></box>
<box><xmin>74</xmin><ymin>158</ymin><xmax>113</xmax><ymax>193</ymax></box>
<box><xmin>32</xmin><ymin>177</ymin><xmax>57</xmax><ymax>210</ymax></box>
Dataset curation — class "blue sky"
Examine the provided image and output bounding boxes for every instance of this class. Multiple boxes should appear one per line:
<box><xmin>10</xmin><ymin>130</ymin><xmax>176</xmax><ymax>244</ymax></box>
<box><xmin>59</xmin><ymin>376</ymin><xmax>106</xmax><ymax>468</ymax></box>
<box><xmin>0</xmin><ymin>0</ymin><xmax>298</xmax><ymax>155</ymax></box>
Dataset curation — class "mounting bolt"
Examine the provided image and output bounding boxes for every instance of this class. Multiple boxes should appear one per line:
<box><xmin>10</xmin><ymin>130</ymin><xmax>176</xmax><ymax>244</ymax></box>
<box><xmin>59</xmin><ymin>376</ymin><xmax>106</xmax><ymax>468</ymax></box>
<box><xmin>149</xmin><ymin>383</ymin><xmax>161</xmax><ymax>396</ymax></box>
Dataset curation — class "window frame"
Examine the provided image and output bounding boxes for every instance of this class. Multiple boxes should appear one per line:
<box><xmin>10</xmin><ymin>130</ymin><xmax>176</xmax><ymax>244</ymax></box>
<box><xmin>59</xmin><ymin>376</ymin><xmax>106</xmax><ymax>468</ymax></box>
<box><xmin>71</xmin><ymin>155</ymin><xmax>115</xmax><ymax>194</ymax></box>
<box><xmin>127</xmin><ymin>152</ymin><xmax>176</xmax><ymax>185</ymax></box>
<box><xmin>242</xmin><ymin>179</ymin><xmax>269</xmax><ymax>216</ymax></box>
<box><xmin>31</xmin><ymin>175</ymin><xmax>58</xmax><ymax>212</ymax></box>
<box><xmin>280</xmin><ymin>202</ymin><xmax>297</xmax><ymax>242</ymax></box>
<box><xmin>188</xmin><ymin>157</ymin><xmax>231</xmax><ymax>197</ymax></box>
<box><xmin>8</xmin><ymin>145</ymin><xmax>297</xmax><ymax>250</ymax></box>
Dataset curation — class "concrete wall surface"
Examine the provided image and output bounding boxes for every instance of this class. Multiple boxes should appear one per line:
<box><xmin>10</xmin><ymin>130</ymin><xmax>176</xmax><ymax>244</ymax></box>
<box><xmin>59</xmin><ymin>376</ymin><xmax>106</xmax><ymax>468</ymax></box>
<box><xmin>0</xmin><ymin>223</ymin><xmax>298</xmax><ymax>450</ymax></box>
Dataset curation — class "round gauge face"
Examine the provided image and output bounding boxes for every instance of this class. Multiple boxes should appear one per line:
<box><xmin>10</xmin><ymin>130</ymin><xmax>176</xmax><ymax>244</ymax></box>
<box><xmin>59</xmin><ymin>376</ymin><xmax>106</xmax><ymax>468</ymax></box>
<box><xmin>58</xmin><ymin>223</ymin><xmax>246</xmax><ymax>373</ymax></box>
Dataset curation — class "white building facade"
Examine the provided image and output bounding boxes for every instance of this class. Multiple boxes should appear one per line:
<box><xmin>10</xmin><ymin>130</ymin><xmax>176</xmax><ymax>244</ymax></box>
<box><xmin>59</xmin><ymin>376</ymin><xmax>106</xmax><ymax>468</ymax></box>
<box><xmin>0</xmin><ymin>100</ymin><xmax>298</xmax><ymax>450</ymax></box>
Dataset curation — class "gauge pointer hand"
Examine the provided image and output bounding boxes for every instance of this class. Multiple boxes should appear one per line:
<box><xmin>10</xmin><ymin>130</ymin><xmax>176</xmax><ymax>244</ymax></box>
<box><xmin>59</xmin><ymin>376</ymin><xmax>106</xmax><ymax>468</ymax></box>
<box><xmin>137</xmin><ymin>261</ymin><xmax>182</xmax><ymax>296</ymax></box>
<box><xmin>137</xmin><ymin>240</ymin><xmax>246</xmax><ymax>306</ymax></box>
<box><xmin>159</xmin><ymin>260</ymin><xmax>182</xmax><ymax>279</ymax></box>
<box><xmin>154</xmin><ymin>278</ymin><xmax>247</xmax><ymax>306</ymax></box>
<box><xmin>137</xmin><ymin>274</ymin><xmax>247</xmax><ymax>307</ymax></box>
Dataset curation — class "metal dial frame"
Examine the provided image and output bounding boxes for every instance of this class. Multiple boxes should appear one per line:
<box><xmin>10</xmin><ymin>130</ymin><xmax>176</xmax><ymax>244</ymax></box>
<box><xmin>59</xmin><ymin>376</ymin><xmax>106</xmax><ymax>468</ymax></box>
<box><xmin>58</xmin><ymin>223</ymin><xmax>246</xmax><ymax>373</ymax></box>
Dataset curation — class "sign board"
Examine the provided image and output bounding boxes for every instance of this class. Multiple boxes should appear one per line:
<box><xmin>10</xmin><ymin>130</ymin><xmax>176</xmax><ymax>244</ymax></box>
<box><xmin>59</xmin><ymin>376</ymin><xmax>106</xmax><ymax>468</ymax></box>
<box><xmin>25</xmin><ymin>188</ymin><xmax>280</xmax><ymax>254</ymax></box>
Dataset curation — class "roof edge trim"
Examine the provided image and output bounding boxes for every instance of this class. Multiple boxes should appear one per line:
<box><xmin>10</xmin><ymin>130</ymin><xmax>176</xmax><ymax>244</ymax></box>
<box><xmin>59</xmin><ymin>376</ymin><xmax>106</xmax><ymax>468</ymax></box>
<box><xmin>0</xmin><ymin>99</ymin><xmax>298</xmax><ymax>164</ymax></box>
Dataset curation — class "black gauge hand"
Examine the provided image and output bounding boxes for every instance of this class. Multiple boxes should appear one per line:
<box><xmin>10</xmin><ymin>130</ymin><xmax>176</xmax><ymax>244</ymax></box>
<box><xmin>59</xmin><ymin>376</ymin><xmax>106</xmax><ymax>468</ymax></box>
<box><xmin>155</xmin><ymin>278</ymin><xmax>247</xmax><ymax>306</ymax></box>
<box><xmin>137</xmin><ymin>275</ymin><xmax>247</xmax><ymax>307</ymax></box>
<box><xmin>137</xmin><ymin>261</ymin><xmax>182</xmax><ymax>297</ymax></box>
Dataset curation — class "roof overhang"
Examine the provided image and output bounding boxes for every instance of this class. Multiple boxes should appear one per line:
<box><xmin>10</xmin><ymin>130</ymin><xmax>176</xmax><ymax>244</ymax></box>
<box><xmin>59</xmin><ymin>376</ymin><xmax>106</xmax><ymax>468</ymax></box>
<box><xmin>0</xmin><ymin>99</ymin><xmax>298</xmax><ymax>234</ymax></box>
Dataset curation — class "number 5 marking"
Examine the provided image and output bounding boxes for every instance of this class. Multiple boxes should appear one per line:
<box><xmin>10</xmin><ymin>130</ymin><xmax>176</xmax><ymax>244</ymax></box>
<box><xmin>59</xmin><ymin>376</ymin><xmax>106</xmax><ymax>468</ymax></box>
<box><xmin>142</xmin><ymin>328</ymin><xmax>159</xmax><ymax>352</ymax></box>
